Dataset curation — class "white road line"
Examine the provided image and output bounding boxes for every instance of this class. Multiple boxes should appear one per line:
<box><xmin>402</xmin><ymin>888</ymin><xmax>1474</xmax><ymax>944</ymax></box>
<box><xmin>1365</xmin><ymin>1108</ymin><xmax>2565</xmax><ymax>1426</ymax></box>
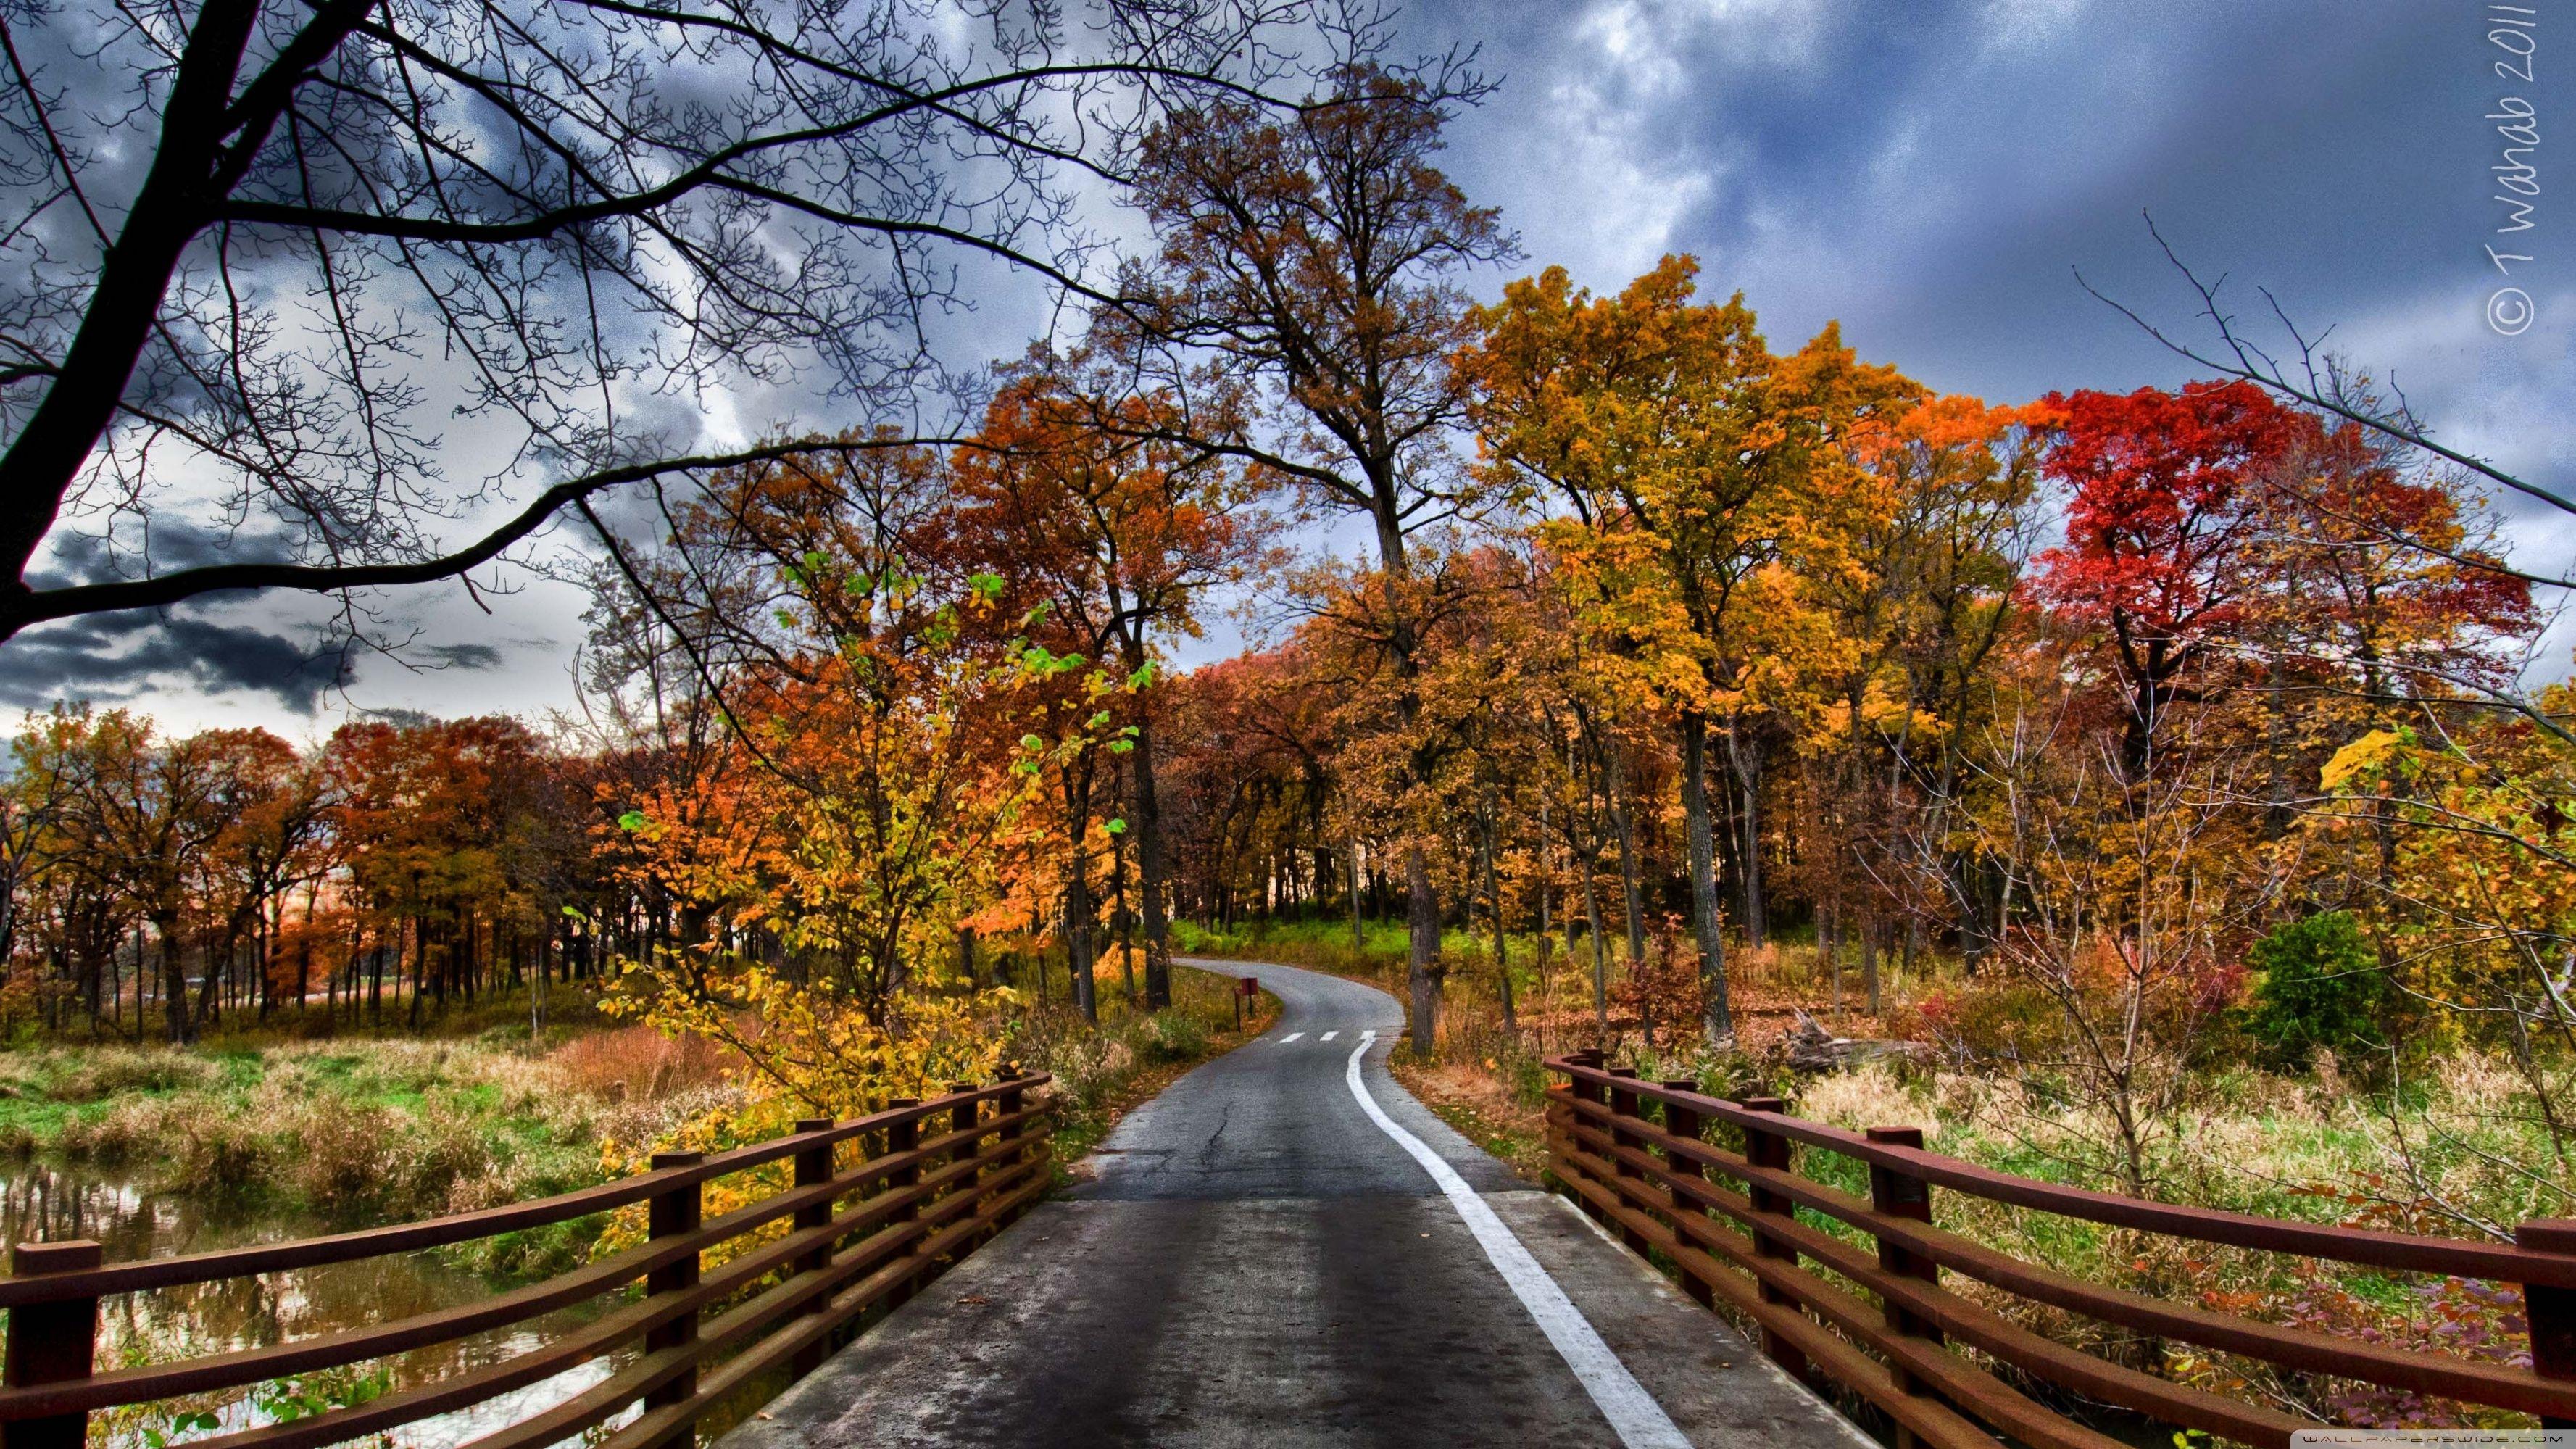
<box><xmin>1321</xmin><ymin>1031</ymin><xmax>1339</xmax><ymax>1042</ymax></box>
<box><xmin>1278</xmin><ymin>1032</ymin><xmax>1304</xmax><ymax>1043</ymax></box>
<box><xmin>1343</xmin><ymin>1034</ymin><xmax>1692</xmax><ymax>1449</ymax></box>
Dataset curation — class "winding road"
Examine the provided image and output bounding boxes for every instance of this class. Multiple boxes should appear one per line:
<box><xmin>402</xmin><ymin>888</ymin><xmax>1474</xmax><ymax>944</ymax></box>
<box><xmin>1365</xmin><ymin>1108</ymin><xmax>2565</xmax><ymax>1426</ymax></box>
<box><xmin>723</xmin><ymin>959</ymin><xmax>1873</xmax><ymax>1448</ymax></box>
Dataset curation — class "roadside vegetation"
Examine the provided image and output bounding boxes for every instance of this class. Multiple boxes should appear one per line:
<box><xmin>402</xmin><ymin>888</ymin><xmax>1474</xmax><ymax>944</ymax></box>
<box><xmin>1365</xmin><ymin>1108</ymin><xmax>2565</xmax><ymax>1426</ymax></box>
<box><xmin>1189</xmin><ymin>913</ymin><xmax>2551</xmax><ymax>1429</ymax></box>
<box><xmin>0</xmin><ymin>963</ymin><xmax>1273</xmax><ymax>1280</ymax></box>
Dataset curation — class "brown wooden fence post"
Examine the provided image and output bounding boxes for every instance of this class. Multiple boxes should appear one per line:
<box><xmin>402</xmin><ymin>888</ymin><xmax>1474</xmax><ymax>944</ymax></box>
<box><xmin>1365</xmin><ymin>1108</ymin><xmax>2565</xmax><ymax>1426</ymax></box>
<box><xmin>790</xmin><ymin>1119</ymin><xmax>835</xmax><ymax>1377</ymax></box>
<box><xmin>1661</xmin><ymin>1081</ymin><xmax>1714</xmax><ymax>1308</ymax></box>
<box><xmin>1565</xmin><ymin>1053</ymin><xmax>1607</xmax><ymax>1224</ymax></box>
<box><xmin>3</xmin><ymin>1240</ymin><xmax>101</xmax><ymax>1449</ymax></box>
<box><xmin>947</xmin><ymin>1084</ymin><xmax>981</xmax><ymax>1250</ymax></box>
<box><xmin>995</xmin><ymin>1069</ymin><xmax>1029</xmax><ymax>1228</ymax></box>
<box><xmin>1741</xmin><ymin>1095</ymin><xmax>1812</xmax><ymax>1384</ymax></box>
<box><xmin>642</xmin><ymin>1152</ymin><xmax>704</xmax><ymax>1426</ymax></box>
<box><xmin>1606</xmin><ymin>1068</ymin><xmax>1650</xmax><ymax>1253</ymax></box>
<box><xmin>887</xmin><ymin>1100</ymin><xmax>921</xmax><ymax>1308</ymax></box>
<box><xmin>1869</xmin><ymin>1126</ymin><xmax>1941</xmax><ymax>1448</ymax></box>
<box><xmin>2517</xmin><ymin>1218</ymin><xmax>2576</xmax><ymax>1427</ymax></box>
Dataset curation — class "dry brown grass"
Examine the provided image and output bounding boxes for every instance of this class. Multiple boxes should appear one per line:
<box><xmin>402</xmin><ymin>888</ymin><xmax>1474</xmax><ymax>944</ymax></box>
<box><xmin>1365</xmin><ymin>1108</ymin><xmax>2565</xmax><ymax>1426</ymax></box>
<box><xmin>547</xmin><ymin>1024</ymin><xmax>733</xmax><ymax>1102</ymax></box>
<box><xmin>1389</xmin><ymin>1057</ymin><xmax>1550</xmax><ymax>1183</ymax></box>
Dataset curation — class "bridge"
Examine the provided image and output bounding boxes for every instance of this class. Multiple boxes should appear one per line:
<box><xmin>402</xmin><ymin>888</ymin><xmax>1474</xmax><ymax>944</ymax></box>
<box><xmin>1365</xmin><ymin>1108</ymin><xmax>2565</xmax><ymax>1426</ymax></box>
<box><xmin>0</xmin><ymin>959</ymin><xmax>2571</xmax><ymax>1448</ymax></box>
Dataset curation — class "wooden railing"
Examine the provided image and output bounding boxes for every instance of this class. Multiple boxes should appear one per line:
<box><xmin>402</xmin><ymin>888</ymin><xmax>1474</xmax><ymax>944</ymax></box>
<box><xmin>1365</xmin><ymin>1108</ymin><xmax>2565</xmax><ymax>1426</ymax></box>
<box><xmin>0</xmin><ymin>1074</ymin><xmax>1054</xmax><ymax>1449</ymax></box>
<box><xmin>1545</xmin><ymin>1052</ymin><xmax>2576</xmax><ymax>1449</ymax></box>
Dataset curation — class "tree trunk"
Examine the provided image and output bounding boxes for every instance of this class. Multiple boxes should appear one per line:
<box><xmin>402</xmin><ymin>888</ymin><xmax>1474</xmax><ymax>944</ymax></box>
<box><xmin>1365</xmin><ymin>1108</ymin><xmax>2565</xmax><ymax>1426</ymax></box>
<box><xmin>1822</xmin><ymin>899</ymin><xmax>1841</xmax><ymax>1018</ymax></box>
<box><xmin>1109</xmin><ymin>818</ymin><xmax>1137</xmax><ymax>1005</ymax></box>
<box><xmin>153</xmin><ymin>917</ymin><xmax>186</xmax><ymax>1044</ymax></box>
<box><xmin>1482</xmin><ymin>814</ymin><xmax>1513</xmax><ymax>1030</ymax></box>
<box><xmin>1065</xmin><ymin>752</ymin><xmax>1099</xmax><ymax>1023</ymax></box>
<box><xmin>1065</xmin><ymin>874</ymin><xmax>1098</xmax><ymax>1022</ymax></box>
<box><xmin>1405</xmin><ymin>845</ymin><xmax>1440</xmax><ymax>1058</ymax></box>
<box><xmin>1614</xmin><ymin>789</ymin><xmax>1645</xmax><ymax>969</ymax></box>
<box><xmin>1679</xmin><ymin>710</ymin><xmax>1733</xmax><ymax>1040</ymax></box>
<box><xmin>1579</xmin><ymin>860</ymin><xmax>1609</xmax><ymax>1046</ymax></box>
<box><xmin>1130</xmin><ymin>717</ymin><xmax>1173</xmax><ymax>1010</ymax></box>
<box><xmin>1728</xmin><ymin>726</ymin><xmax>1768</xmax><ymax>949</ymax></box>
<box><xmin>1861</xmin><ymin>917</ymin><xmax>1882</xmax><ymax>1016</ymax></box>
<box><xmin>1348</xmin><ymin>839</ymin><xmax>1366</xmax><ymax>952</ymax></box>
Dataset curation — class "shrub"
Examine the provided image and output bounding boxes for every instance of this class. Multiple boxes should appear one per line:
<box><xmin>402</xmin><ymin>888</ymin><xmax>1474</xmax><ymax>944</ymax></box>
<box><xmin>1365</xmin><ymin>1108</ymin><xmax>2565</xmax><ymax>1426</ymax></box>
<box><xmin>2245</xmin><ymin>911</ymin><xmax>2388</xmax><ymax>1068</ymax></box>
<box><xmin>1139</xmin><ymin>1008</ymin><xmax>1207</xmax><ymax>1065</ymax></box>
<box><xmin>49</xmin><ymin>1051</ymin><xmax>217</xmax><ymax>1103</ymax></box>
<box><xmin>288</xmin><ymin>1105</ymin><xmax>402</xmax><ymax>1211</ymax></box>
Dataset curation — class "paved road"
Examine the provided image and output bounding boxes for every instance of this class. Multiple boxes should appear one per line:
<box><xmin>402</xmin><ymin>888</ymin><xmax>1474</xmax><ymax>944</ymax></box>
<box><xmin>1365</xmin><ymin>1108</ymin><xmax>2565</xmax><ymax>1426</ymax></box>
<box><xmin>725</xmin><ymin>960</ymin><xmax>1872</xmax><ymax>1448</ymax></box>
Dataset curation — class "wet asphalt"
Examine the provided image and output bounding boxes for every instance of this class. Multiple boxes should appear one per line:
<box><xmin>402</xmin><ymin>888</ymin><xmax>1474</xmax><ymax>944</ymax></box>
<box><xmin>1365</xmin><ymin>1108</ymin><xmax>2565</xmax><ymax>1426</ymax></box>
<box><xmin>720</xmin><ymin>959</ymin><xmax>1874</xmax><ymax>1448</ymax></box>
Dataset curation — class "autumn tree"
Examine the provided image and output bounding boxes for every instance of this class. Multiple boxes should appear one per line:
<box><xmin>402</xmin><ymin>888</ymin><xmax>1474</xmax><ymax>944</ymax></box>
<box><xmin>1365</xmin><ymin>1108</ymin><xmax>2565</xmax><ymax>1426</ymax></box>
<box><xmin>952</xmin><ymin>349</ymin><xmax>1265</xmax><ymax>1016</ymax></box>
<box><xmin>1468</xmin><ymin>255</ymin><xmax>1916</xmax><ymax>1040</ymax></box>
<box><xmin>2032</xmin><ymin>381</ymin><xmax>2308</xmax><ymax>781</ymax></box>
<box><xmin>1837</xmin><ymin>396</ymin><xmax>2046</xmax><ymax>979</ymax></box>
<box><xmin>1119</xmin><ymin>59</ymin><xmax>1511</xmax><ymax>1050</ymax></box>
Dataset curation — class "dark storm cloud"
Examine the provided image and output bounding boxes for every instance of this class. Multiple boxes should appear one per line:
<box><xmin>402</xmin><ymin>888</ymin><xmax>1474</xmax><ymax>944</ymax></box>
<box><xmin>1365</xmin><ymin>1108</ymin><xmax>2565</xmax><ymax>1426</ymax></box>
<box><xmin>22</xmin><ymin>523</ymin><xmax>299</xmax><ymax>594</ymax></box>
<box><xmin>420</xmin><ymin>642</ymin><xmax>507</xmax><ymax>670</ymax></box>
<box><xmin>1414</xmin><ymin>0</ymin><xmax>2572</xmax><ymax>484</ymax></box>
<box><xmin>0</xmin><ymin>515</ymin><xmax>552</xmax><ymax>715</ymax></box>
<box><xmin>0</xmin><ymin>609</ymin><xmax>360</xmax><ymax>713</ymax></box>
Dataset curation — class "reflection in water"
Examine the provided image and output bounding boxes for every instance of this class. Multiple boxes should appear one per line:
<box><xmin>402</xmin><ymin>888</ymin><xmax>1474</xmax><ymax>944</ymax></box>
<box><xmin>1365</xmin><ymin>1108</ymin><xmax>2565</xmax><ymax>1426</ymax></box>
<box><xmin>0</xmin><ymin>1163</ymin><xmax>628</xmax><ymax>1448</ymax></box>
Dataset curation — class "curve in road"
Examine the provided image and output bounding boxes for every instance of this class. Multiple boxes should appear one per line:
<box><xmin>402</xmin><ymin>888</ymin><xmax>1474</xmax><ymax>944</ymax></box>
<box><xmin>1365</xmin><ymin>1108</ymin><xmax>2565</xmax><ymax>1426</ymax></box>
<box><xmin>723</xmin><ymin>958</ymin><xmax>1874</xmax><ymax>1448</ymax></box>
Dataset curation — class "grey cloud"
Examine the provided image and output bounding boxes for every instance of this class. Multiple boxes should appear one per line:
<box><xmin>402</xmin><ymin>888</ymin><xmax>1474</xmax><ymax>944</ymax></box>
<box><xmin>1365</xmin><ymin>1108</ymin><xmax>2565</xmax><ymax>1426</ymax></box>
<box><xmin>0</xmin><ymin>609</ymin><xmax>360</xmax><ymax>713</ymax></box>
<box><xmin>420</xmin><ymin>642</ymin><xmax>507</xmax><ymax>670</ymax></box>
<box><xmin>1425</xmin><ymin>1</ymin><xmax>2564</xmax><ymax>419</ymax></box>
<box><xmin>25</xmin><ymin>520</ymin><xmax>298</xmax><ymax>592</ymax></box>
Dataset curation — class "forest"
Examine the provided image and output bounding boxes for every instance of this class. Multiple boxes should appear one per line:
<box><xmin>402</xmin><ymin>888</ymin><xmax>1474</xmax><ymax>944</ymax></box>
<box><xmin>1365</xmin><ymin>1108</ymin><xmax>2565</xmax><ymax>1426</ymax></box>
<box><xmin>0</xmin><ymin>55</ymin><xmax>2563</xmax><ymax>1187</ymax></box>
<box><xmin>0</xmin><ymin>8</ymin><xmax>2567</xmax><ymax>1436</ymax></box>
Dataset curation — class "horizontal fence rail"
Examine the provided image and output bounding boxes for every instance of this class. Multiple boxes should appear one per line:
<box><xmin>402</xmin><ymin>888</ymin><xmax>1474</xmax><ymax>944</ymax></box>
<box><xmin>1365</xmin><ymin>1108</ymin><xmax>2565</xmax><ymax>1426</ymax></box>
<box><xmin>1543</xmin><ymin>1052</ymin><xmax>2576</xmax><ymax>1449</ymax></box>
<box><xmin>0</xmin><ymin>1073</ymin><xmax>1055</xmax><ymax>1449</ymax></box>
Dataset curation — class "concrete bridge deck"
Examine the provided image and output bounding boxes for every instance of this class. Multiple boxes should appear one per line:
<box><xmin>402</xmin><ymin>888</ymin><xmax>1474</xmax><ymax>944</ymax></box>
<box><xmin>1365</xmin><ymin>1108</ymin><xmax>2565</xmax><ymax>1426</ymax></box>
<box><xmin>723</xmin><ymin>958</ymin><xmax>1875</xmax><ymax>1448</ymax></box>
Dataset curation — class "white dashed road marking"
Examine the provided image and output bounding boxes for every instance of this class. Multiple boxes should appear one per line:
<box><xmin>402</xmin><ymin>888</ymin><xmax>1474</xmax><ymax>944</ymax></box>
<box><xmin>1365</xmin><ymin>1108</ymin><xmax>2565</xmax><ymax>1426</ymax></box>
<box><xmin>1321</xmin><ymin>1031</ymin><xmax>1338</xmax><ymax>1042</ymax></box>
<box><xmin>1278</xmin><ymin>1032</ymin><xmax>1304</xmax><ymax>1043</ymax></box>
<box><xmin>1342</xmin><ymin>1031</ymin><xmax>1692</xmax><ymax>1449</ymax></box>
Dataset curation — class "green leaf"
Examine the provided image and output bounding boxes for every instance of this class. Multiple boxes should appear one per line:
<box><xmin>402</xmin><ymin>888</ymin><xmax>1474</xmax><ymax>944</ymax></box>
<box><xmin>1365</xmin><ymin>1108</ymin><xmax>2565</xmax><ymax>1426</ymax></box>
<box><xmin>1126</xmin><ymin>660</ymin><xmax>1157</xmax><ymax>689</ymax></box>
<box><xmin>1020</xmin><ymin>734</ymin><xmax>1044</xmax><ymax>752</ymax></box>
<box><xmin>618</xmin><ymin>810</ymin><xmax>649</xmax><ymax>832</ymax></box>
<box><xmin>1107</xmin><ymin>739</ymin><xmax>1134</xmax><ymax>754</ymax></box>
<box><xmin>969</xmin><ymin>570</ymin><xmax>1005</xmax><ymax>601</ymax></box>
<box><xmin>560</xmin><ymin>904</ymin><xmax>587</xmax><ymax>920</ymax></box>
<box><xmin>1105</xmin><ymin>818</ymin><xmax>1126</xmax><ymax>835</ymax></box>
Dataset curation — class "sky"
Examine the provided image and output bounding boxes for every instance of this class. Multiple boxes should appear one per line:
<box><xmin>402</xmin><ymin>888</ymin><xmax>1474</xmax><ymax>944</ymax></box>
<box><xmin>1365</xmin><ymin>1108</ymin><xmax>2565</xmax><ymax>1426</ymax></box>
<box><xmin>9</xmin><ymin>0</ymin><xmax>2572</xmax><ymax>742</ymax></box>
